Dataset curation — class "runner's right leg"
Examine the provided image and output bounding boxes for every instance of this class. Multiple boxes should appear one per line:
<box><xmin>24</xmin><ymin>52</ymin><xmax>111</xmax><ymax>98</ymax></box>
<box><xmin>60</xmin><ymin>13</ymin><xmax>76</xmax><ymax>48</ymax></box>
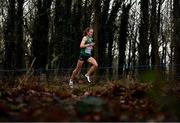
<box><xmin>69</xmin><ymin>60</ymin><xmax>84</xmax><ymax>88</ymax></box>
<box><xmin>71</xmin><ymin>60</ymin><xmax>84</xmax><ymax>80</ymax></box>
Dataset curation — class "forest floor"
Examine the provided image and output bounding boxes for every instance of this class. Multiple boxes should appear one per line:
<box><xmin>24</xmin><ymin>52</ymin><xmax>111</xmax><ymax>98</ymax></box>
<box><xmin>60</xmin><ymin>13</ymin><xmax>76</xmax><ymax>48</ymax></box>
<box><xmin>0</xmin><ymin>76</ymin><xmax>180</xmax><ymax>122</ymax></box>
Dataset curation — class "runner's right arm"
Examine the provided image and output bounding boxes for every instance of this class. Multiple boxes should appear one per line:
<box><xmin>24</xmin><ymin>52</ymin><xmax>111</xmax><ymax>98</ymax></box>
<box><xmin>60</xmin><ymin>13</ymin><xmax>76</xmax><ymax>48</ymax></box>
<box><xmin>80</xmin><ymin>37</ymin><xmax>95</xmax><ymax>48</ymax></box>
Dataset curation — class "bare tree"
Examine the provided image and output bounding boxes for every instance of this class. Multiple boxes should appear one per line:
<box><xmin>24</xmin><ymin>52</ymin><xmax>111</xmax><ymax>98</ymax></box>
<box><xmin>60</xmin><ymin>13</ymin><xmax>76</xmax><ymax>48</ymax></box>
<box><xmin>107</xmin><ymin>0</ymin><xmax>124</xmax><ymax>77</ymax></box>
<box><xmin>93</xmin><ymin>0</ymin><xmax>101</xmax><ymax>80</ymax></box>
<box><xmin>173</xmin><ymin>0</ymin><xmax>180</xmax><ymax>80</ymax></box>
<box><xmin>16</xmin><ymin>0</ymin><xmax>25</xmax><ymax>71</ymax></box>
<box><xmin>138</xmin><ymin>0</ymin><xmax>150</xmax><ymax>74</ymax></box>
<box><xmin>150</xmin><ymin>0</ymin><xmax>160</xmax><ymax>70</ymax></box>
<box><xmin>118</xmin><ymin>3</ymin><xmax>132</xmax><ymax>77</ymax></box>
<box><xmin>4</xmin><ymin>0</ymin><xmax>16</xmax><ymax>70</ymax></box>
<box><xmin>31</xmin><ymin>0</ymin><xmax>53</xmax><ymax>74</ymax></box>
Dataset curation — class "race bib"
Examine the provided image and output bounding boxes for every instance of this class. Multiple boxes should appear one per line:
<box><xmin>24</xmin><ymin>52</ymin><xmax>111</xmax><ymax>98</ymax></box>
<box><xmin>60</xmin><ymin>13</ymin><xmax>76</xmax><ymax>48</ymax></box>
<box><xmin>85</xmin><ymin>46</ymin><xmax>92</xmax><ymax>54</ymax></box>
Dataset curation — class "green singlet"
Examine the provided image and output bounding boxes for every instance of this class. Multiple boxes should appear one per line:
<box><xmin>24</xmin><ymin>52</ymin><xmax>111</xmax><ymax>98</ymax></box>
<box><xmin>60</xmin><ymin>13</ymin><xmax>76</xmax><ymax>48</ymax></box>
<box><xmin>80</xmin><ymin>36</ymin><xmax>93</xmax><ymax>56</ymax></box>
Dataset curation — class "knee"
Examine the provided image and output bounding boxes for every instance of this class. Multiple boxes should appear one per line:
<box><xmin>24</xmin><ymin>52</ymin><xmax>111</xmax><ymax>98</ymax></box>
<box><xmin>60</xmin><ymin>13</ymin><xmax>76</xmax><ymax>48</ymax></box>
<box><xmin>93</xmin><ymin>63</ymin><xmax>98</xmax><ymax>68</ymax></box>
<box><xmin>73</xmin><ymin>69</ymin><xmax>77</xmax><ymax>74</ymax></box>
<box><xmin>76</xmin><ymin>66</ymin><xmax>82</xmax><ymax>71</ymax></box>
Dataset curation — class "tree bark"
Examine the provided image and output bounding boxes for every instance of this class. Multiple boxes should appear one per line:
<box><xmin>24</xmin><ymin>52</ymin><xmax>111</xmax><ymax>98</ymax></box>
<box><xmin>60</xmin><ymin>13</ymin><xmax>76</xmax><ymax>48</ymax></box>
<box><xmin>173</xmin><ymin>0</ymin><xmax>180</xmax><ymax>80</ymax></box>
<box><xmin>107</xmin><ymin>0</ymin><xmax>123</xmax><ymax>77</ymax></box>
<box><xmin>118</xmin><ymin>4</ymin><xmax>131</xmax><ymax>77</ymax></box>
<box><xmin>98</xmin><ymin>0</ymin><xmax>111</xmax><ymax>76</ymax></box>
<box><xmin>138</xmin><ymin>0</ymin><xmax>150</xmax><ymax>74</ymax></box>
<box><xmin>93</xmin><ymin>0</ymin><xmax>101</xmax><ymax>81</ymax></box>
<box><xmin>32</xmin><ymin>0</ymin><xmax>53</xmax><ymax>73</ymax></box>
<box><xmin>16</xmin><ymin>0</ymin><xmax>25</xmax><ymax>71</ymax></box>
<box><xmin>4</xmin><ymin>0</ymin><xmax>16</xmax><ymax>70</ymax></box>
<box><xmin>150</xmin><ymin>0</ymin><xmax>160</xmax><ymax>70</ymax></box>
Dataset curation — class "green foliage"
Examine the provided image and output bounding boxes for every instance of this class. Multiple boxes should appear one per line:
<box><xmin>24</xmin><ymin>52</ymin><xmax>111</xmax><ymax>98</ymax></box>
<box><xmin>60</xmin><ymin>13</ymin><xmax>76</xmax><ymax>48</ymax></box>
<box><xmin>139</xmin><ymin>71</ymin><xmax>158</xmax><ymax>82</ymax></box>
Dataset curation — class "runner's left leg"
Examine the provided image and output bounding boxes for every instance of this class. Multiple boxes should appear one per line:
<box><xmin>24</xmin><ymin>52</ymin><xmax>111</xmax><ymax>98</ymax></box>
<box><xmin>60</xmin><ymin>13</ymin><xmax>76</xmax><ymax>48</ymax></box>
<box><xmin>86</xmin><ymin>57</ymin><xmax>98</xmax><ymax>76</ymax></box>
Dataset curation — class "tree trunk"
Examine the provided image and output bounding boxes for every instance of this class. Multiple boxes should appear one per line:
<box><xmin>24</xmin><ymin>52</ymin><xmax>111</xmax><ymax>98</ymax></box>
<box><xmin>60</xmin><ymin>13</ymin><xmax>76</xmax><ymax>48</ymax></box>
<box><xmin>16</xmin><ymin>0</ymin><xmax>25</xmax><ymax>72</ymax></box>
<box><xmin>53</xmin><ymin>0</ymin><xmax>73</xmax><ymax>70</ymax></box>
<box><xmin>161</xmin><ymin>34</ymin><xmax>167</xmax><ymax>74</ymax></box>
<box><xmin>98</xmin><ymin>0</ymin><xmax>111</xmax><ymax>76</ymax></box>
<box><xmin>93</xmin><ymin>0</ymin><xmax>101</xmax><ymax>81</ymax></box>
<box><xmin>107</xmin><ymin>0</ymin><xmax>123</xmax><ymax>77</ymax></box>
<box><xmin>4</xmin><ymin>0</ymin><xmax>16</xmax><ymax>71</ymax></box>
<box><xmin>118</xmin><ymin>4</ymin><xmax>131</xmax><ymax>77</ymax></box>
<box><xmin>173</xmin><ymin>0</ymin><xmax>180</xmax><ymax>80</ymax></box>
<box><xmin>168</xmin><ymin>0</ymin><xmax>174</xmax><ymax>81</ymax></box>
<box><xmin>150</xmin><ymin>0</ymin><xmax>160</xmax><ymax>70</ymax></box>
<box><xmin>63</xmin><ymin>0</ymin><xmax>73</xmax><ymax>68</ymax></box>
<box><xmin>52</xmin><ymin>0</ymin><xmax>64</xmax><ymax>70</ymax></box>
<box><xmin>138</xmin><ymin>0</ymin><xmax>150</xmax><ymax>74</ymax></box>
<box><xmin>132</xmin><ymin>29</ymin><xmax>138</xmax><ymax>75</ymax></box>
<box><xmin>82</xmin><ymin>0</ymin><xmax>93</xmax><ymax>29</ymax></box>
<box><xmin>32</xmin><ymin>0</ymin><xmax>53</xmax><ymax>74</ymax></box>
<box><xmin>72</xmin><ymin>0</ymin><xmax>82</xmax><ymax>68</ymax></box>
<box><xmin>157</xmin><ymin>0</ymin><xmax>162</xmax><ymax>34</ymax></box>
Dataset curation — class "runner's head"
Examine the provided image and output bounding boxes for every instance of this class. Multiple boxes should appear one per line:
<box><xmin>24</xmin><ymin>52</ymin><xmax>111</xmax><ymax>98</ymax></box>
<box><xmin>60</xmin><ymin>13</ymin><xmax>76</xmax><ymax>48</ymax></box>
<box><xmin>83</xmin><ymin>27</ymin><xmax>93</xmax><ymax>37</ymax></box>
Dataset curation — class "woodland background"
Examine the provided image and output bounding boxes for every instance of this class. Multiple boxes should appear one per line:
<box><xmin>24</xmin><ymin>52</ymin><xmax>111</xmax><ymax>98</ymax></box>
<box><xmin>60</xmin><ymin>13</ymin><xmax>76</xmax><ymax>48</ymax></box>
<box><xmin>0</xmin><ymin>0</ymin><xmax>180</xmax><ymax>121</ymax></box>
<box><xmin>0</xmin><ymin>0</ymin><xmax>180</xmax><ymax>81</ymax></box>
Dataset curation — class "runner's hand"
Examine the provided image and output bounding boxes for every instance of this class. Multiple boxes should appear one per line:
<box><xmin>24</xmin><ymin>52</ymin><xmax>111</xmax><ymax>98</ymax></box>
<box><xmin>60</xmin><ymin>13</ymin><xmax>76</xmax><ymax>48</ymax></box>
<box><xmin>90</xmin><ymin>43</ymin><xmax>95</xmax><ymax>46</ymax></box>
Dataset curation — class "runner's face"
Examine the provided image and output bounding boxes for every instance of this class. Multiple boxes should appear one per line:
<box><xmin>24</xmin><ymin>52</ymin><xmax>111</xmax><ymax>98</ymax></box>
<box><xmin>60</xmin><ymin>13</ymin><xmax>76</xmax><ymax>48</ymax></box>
<box><xmin>87</xmin><ymin>29</ymin><xmax>93</xmax><ymax>37</ymax></box>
